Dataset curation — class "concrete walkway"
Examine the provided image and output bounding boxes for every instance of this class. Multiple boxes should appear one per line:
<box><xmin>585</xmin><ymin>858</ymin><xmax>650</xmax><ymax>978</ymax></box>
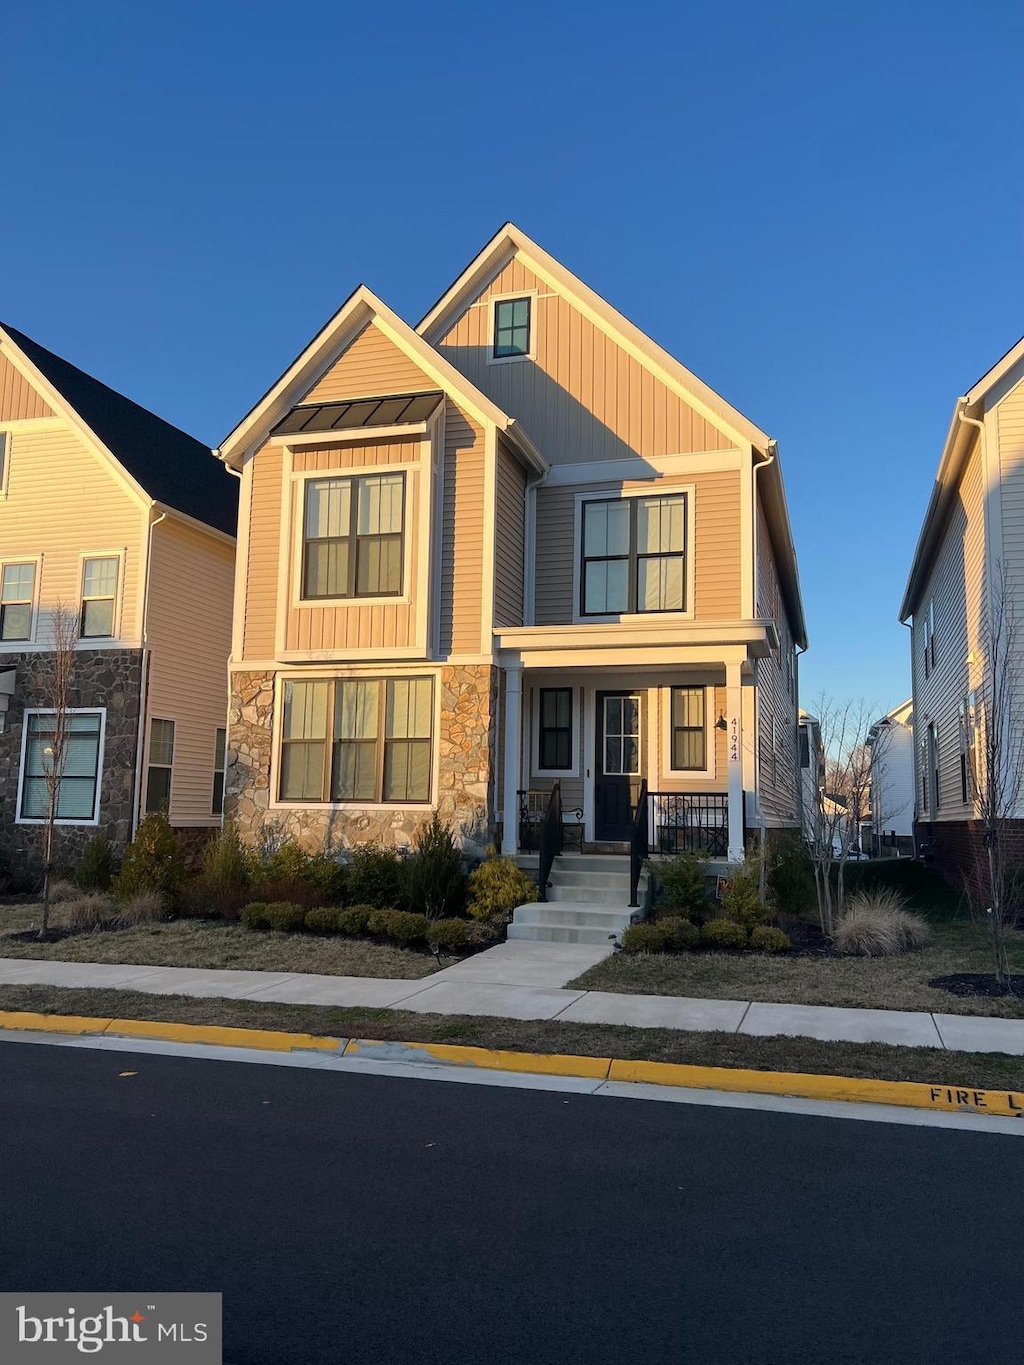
<box><xmin>1</xmin><ymin>943</ymin><xmax>1023</xmax><ymax>1055</ymax></box>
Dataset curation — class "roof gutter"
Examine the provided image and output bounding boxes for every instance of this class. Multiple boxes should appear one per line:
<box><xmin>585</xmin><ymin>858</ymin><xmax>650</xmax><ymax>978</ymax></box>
<box><xmin>754</xmin><ymin>439</ymin><xmax>808</xmax><ymax>650</ymax></box>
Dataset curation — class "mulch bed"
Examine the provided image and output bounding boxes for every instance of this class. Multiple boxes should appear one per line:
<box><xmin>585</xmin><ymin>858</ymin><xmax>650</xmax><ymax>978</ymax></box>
<box><xmin>775</xmin><ymin>919</ymin><xmax>833</xmax><ymax>957</ymax></box>
<box><xmin>928</xmin><ymin>973</ymin><xmax>1024</xmax><ymax>1000</ymax></box>
<box><xmin>4</xmin><ymin>927</ymin><xmax>77</xmax><ymax>945</ymax></box>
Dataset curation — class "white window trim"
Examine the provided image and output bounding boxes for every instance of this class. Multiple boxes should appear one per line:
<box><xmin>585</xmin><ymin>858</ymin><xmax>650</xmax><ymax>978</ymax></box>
<box><xmin>16</xmin><ymin>706</ymin><xmax>107</xmax><ymax>826</ymax></box>
<box><xmin>0</xmin><ymin>554</ymin><xmax>43</xmax><ymax>649</ymax></box>
<box><xmin>572</xmin><ymin>484</ymin><xmax>696</xmax><ymax>625</ymax></box>
<box><xmin>0</xmin><ymin>430</ymin><xmax>10</xmax><ymax>499</ymax></box>
<box><xmin>268</xmin><ymin>669</ymin><xmax>442</xmax><ymax>812</ymax></box>
<box><xmin>145</xmin><ymin>716</ymin><xmax>176</xmax><ymax>816</ymax></box>
<box><xmin>78</xmin><ymin>549</ymin><xmax>125</xmax><ymax>643</ymax></box>
<box><xmin>531</xmin><ymin>684</ymin><xmax>581</xmax><ymax>779</ymax></box>
<box><xmin>659</xmin><ymin>684</ymin><xmax>715</xmax><ymax>780</ymax></box>
<box><xmin>288</xmin><ymin>463</ymin><xmax>415</xmax><ymax>611</ymax></box>
<box><xmin>485</xmin><ymin>290</ymin><xmax>539</xmax><ymax>367</ymax></box>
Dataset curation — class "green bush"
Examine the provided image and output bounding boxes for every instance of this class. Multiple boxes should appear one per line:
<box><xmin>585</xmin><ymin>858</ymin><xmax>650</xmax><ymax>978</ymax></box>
<box><xmin>304</xmin><ymin>907</ymin><xmax>341</xmax><ymax>935</ymax></box>
<box><xmin>256</xmin><ymin>841</ymin><xmax>348</xmax><ymax>906</ymax></box>
<box><xmin>240</xmin><ymin>901</ymin><xmax>307</xmax><ymax>932</ymax></box>
<box><xmin>700</xmin><ymin>918</ymin><xmax>748</xmax><ymax>950</ymax></box>
<box><xmin>114</xmin><ymin>812</ymin><xmax>185</xmax><ymax>899</ymax></box>
<box><xmin>427</xmin><ymin>917</ymin><xmax>470</xmax><ymax>952</ymax></box>
<box><xmin>719</xmin><ymin>856</ymin><xmax>771</xmax><ymax>930</ymax></box>
<box><xmin>195</xmin><ymin>821</ymin><xmax>256</xmax><ymax>917</ymax></box>
<box><xmin>76</xmin><ymin>834</ymin><xmax>116</xmax><ymax>892</ymax></box>
<box><xmin>621</xmin><ymin>923</ymin><xmax>671</xmax><ymax>954</ymax></box>
<box><xmin>649</xmin><ymin>852</ymin><xmax>709</xmax><ymax>920</ymax></box>
<box><xmin>658</xmin><ymin>916</ymin><xmax>701</xmax><ymax>951</ymax></box>
<box><xmin>347</xmin><ymin>843</ymin><xmax>403</xmax><ymax>909</ymax></box>
<box><xmin>750</xmin><ymin>925</ymin><xmax>791</xmax><ymax>953</ymax></box>
<box><xmin>383</xmin><ymin>910</ymin><xmax>431</xmax><ymax>944</ymax></box>
<box><xmin>337</xmin><ymin>905</ymin><xmax>372</xmax><ymax>935</ymax></box>
<box><xmin>467</xmin><ymin>856</ymin><xmax>537</xmax><ymax>921</ymax></box>
<box><xmin>399</xmin><ymin>813</ymin><xmax>467</xmax><ymax>919</ymax></box>
<box><xmin>766</xmin><ymin>831</ymin><xmax>816</xmax><ymax>918</ymax></box>
<box><xmin>367</xmin><ymin>907</ymin><xmax>398</xmax><ymax>936</ymax></box>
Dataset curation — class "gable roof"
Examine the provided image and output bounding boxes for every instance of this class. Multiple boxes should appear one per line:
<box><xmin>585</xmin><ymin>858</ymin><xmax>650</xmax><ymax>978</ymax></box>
<box><xmin>900</xmin><ymin>333</ymin><xmax>1024</xmax><ymax>621</ymax></box>
<box><xmin>418</xmin><ymin>223</ymin><xmax>807</xmax><ymax>648</ymax></box>
<box><xmin>216</xmin><ymin>285</ymin><xmax>546</xmax><ymax>474</ymax></box>
<box><xmin>0</xmin><ymin>323</ymin><xmax>236</xmax><ymax>536</ymax></box>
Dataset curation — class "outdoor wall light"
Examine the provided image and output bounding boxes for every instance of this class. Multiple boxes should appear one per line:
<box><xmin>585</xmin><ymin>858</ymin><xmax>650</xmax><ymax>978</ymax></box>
<box><xmin>715</xmin><ymin>713</ymin><xmax>728</xmax><ymax>731</ymax></box>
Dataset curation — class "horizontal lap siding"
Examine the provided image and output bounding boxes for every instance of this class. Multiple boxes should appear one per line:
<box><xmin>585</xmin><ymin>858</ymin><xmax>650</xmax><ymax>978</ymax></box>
<box><xmin>437</xmin><ymin>256</ymin><xmax>734</xmax><ymax>464</ymax></box>
<box><xmin>999</xmin><ymin>381</ymin><xmax>1024</xmax><ymax>802</ymax></box>
<box><xmin>440</xmin><ymin>403</ymin><xmax>485</xmax><ymax>654</ymax></box>
<box><xmin>0</xmin><ymin>424</ymin><xmax>144</xmax><ymax>639</ymax></box>
<box><xmin>146</xmin><ymin>519</ymin><xmax>234</xmax><ymax>825</ymax></box>
<box><xmin>756</xmin><ymin>498</ymin><xmax>798</xmax><ymax>824</ymax></box>
<box><xmin>304</xmin><ymin>323</ymin><xmax>430</xmax><ymax>403</ymax></box>
<box><xmin>244</xmin><ymin>443</ymin><xmax>283</xmax><ymax>659</ymax></box>
<box><xmin>0</xmin><ymin>351</ymin><xmax>53</xmax><ymax>420</ymax></box>
<box><xmin>494</xmin><ymin>440</ymin><xmax>526</xmax><ymax>628</ymax></box>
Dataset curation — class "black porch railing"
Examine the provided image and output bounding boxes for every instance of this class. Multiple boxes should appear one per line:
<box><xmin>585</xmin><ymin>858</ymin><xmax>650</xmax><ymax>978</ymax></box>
<box><xmin>537</xmin><ymin>781</ymin><xmax>562</xmax><ymax>904</ymax></box>
<box><xmin>629</xmin><ymin>778</ymin><xmax>649</xmax><ymax>908</ymax></box>
<box><xmin>650</xmin><ymin>792</ymin><xmax>729</xmax><ymax>857</ymax></box>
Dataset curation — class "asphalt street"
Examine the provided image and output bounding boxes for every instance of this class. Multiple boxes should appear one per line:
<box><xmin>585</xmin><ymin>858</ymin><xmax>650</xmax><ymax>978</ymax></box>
<box><xmin>0</xmin><ymin>1040</ymin><xmax>1020</xmax><ymax>1364</ymax></box>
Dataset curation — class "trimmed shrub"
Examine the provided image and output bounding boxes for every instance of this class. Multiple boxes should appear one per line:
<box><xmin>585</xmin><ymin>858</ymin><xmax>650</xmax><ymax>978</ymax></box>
<box><xmin>347</xmin><ymin>843</ymin><xmax>403</xmax><ymax>910</ymax></box>
<box><xmin>399</xmin><ymin>813</ymin><xmax>467</xmax><ymax>920</ymax></box>
<box><xmin>76</xmin><ymin>834</ymin><xmax>116</xmax><ymax>892</ymax></box>
<box><xmin>750</xmin><ymin>925</ymin><xmax>791</xmax><ymax>953</ymax></box>
<box><xmin>114</xmin><ymin>812</ymin><xmax>185</xmax><ymax>900</ymax></box>
<box><xmin>621</xmin><ymin>923</ymin><xmax>671</xmax><ymax>954</ymax></box>
<box><xmin>63</xmin><ymin>894</ymin><xmax>116</xmax><ymax>933</ymax></box>
<box><xmin>719</xmin><ymin>855</ymin><xmax>771</xmax><ymax>930</ymax></box>
<box><xmin>383</xmin><ymin>911</ymin><xmax>431</xmax><ymax>944</ymax></box>
<box><xmin>658</xmin><ymin>916</ymin><xmax>700</xmax><ymax>951</ymax></box>
<box><xmin>336</xmin><ymin>905</ymin><xmax>372</xmax><ymax>935</ymax></box>
<box><xmin>304</xmin><ymin>907</ymin><xmax>341</xmax><ymax>935</ymax></box>
<box><xmin>427</xmin><ymin>917</ymin><xmax>470</xmax><ymax>952</ymax></box>
<box><xmin>700</xmin><ymin>918</ymin><xmax>748</xmax><ymax>950</ymax></box>
<box><xmin>467</xmin><ymin>856</ymin><xmax>537</xmax><ymax>922</ymax></box>
<box><xmin>256</xmin><ymin>841</ymin><xmax>347</xmax><ymax>906</ymax></box>
<box><xmin>240</xmin><ymin>902</ymin><xmax>272</xmax><ymax>930</ymax></box>
<box><xmin>650</xmin><ymin>852</ymin><xmax>709</xmax><ymax>921</ymax></box>
<box><xmin>240</xmin><ymin>901</ymin><xmax>307</xmax><ymax>932</ymax></box>
<box><xmin>112</xmin><ymin>891</ymin><xmax>166</xmax><ymax>928</ymax></box>
<box><xmin>367</xmin><ymin>908</ymin><xmax>398</xmax><ymax>936</ymax></box>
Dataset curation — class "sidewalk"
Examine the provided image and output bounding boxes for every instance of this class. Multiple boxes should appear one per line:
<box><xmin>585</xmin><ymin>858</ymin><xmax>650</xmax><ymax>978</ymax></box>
<box><xmin>1</xmin><ymin>942</ymin><xmax>1023</xmax><ymax>1055</ymax></box>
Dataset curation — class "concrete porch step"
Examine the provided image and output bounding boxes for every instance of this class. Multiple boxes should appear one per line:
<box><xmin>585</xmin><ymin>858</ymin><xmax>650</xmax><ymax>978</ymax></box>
<box><xmin>546</xmin><ymin>884</ymin><xmax>637</xmax><ymax>907</ymax></box>
<box><xmin>547</xmin><ymin>868</ymin><xmax>641</xmax><ymax>890</ymax></box>
<box><xmin>507</xmin><ymin>922</ymin><xmax>622</xmax><ymax>946</ymax></box>
<box><xmin>517</xmin><ymin>853</ymin><xmax>631</xmax><ymax>873</ymax></box>
<box><xmin>514</xmin><ymin>904</ymin><xmax>635</xmax><ymax>930</ymax></box>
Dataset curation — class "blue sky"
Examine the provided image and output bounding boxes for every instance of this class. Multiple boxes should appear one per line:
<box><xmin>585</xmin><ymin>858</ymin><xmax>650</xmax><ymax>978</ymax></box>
<box><xmin>3</xmin><ymin>1</ymin><xmax>1022</xmax><ymax>714</ymax></box>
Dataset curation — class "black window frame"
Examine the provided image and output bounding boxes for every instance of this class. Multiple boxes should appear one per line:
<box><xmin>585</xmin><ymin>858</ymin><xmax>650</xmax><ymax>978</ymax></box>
<box><xmin>301</xmin><ymin>473</ymin><xmax>406</xmax><ymax>602</ymax></box>
<box><xmin>212</xmin><ymin>726</ymin><xmax>227</xmax><ymax>816</ymax></box>
<box><xmin>669</xmin><ymin>686</ymin><xmax>707</xmax><ymax>771</ymax></box>
<box><xmin>145</xmin><ymin>717</ymin><xmax>175</xmax><ymax>815</ymax></box>
<box><xmin>492</xmin><ymin>296</ymin><xmax>532</xmax><ymax>360</ymax></box>
<box><xmin>538</xmin><ymin>687</ymin><xmax>573</xmax><ymax>772</ymax></box>
<box><xmin>799</xmin><ymin>728</ymin><xmax>810</xmax><ymax>769</ymax></box>
<box><xmin>580</xmin><ymin>493</ymin><xmax>688</xmax><ymax>617</ymax></box>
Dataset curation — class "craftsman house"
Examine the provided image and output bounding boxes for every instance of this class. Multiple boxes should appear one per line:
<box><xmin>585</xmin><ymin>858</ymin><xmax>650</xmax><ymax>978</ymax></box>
<box><xmin>0</xmin><ymin>324</ymin><xmax>235</xmax><ymax>873</ymax></box>
<box><xmin>218</xmin><ymin>225</ymin><xmax>806</xmax><ymax>875</ymax></box>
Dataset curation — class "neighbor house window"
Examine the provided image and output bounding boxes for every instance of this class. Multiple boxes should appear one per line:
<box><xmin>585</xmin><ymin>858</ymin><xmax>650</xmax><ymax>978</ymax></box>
<box><xmin>538</xmin><ymin>688</ymin><xmax>573</xmax><ymax>771</ymax></box>
<box><xmin>279</xmin><ymin>677</ymin><xmax>433</xmax><ymax>804</ymax></box>
<box><xmin>493</xmin><ymin>298</ymin><xmax>531</xmax><ymax>359</ymax></box>
<box><xmin>212</xmin><ymin>727</ymin><xmax>227</xmax><ymax>816</ymax></box>
<box><xmin>302</xmin><ymin>474</ymin><xmax>404</xmax><ymax>600</ymax></box>
<box><xmin>80</xmin><ymin>556</ymin><xmax>119</xmax><ymax>638</ymax></box>
<box><xmin>928</xmin><ymin>723</ymin><xmax>940</xmax><ymax>812</ymax></box>
<box><xmin>799</xmin><ymin>728</ymin><xmax>810</xmax><ymax>769</ymax></box>
<box><xmin>1</xmin><ymin>562</ymin><xmax>36</xmax><ymax>641</ymax></box>
<box><xmin>145</xmin><ymin>718</ymin><xmax>175</xmax><ymax>813</ymax></box>
<box><xmin>19</xmin><ymin>710</ymin><xmax>103</xmax><ymax>822</ymax></box>
<box><xmin>581</xmin><ymin>494</ymin><xmax>686</xmax><ymax>615</ymax></box>
<box><xmin>670</xmin><ymin>687</ymin><xmax>706</xmax><ymax>770</ymax></box>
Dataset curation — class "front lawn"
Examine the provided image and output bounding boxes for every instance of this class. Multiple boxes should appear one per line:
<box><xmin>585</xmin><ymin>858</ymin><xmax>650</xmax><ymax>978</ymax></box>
<box><xmin>0</xmin><ymin>903</ymin><xmax>438</xmax><ymax>980</ymax></box>
<box><xmin>570</xmin><ymin>919</ymin><xmax>1024</xmax><ymax>1018</ymax></box>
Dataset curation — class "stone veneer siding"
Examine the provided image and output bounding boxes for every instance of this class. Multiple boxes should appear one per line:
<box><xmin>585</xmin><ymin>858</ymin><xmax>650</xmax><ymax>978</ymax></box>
<box><xmin>226</xmin><ymin>666</ymin><xmax>499</xmax><ymax>856</ymax></box>
<box><xmin>0</xmin><ymin>649</ymin><xmax>143</xmax><ymax>880</ymax></box>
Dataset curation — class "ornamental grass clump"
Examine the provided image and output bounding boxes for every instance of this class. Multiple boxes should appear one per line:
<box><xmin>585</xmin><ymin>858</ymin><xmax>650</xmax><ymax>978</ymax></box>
<box><xmin>62</xmin><ymin>894</ymin><xmax>117</xmax><ymax>933</ymax></box>
<box><xmin>833</xmin><ymin>889</ymin><xmax>931</xmax><ymax>956</ymax></box>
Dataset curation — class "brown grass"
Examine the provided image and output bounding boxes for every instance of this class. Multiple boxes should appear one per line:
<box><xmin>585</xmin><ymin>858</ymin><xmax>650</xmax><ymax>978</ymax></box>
<box><xmin>0</xmin><ymin>982</ymin><xmax>1021</xmax><ymax>1092</ymax></box>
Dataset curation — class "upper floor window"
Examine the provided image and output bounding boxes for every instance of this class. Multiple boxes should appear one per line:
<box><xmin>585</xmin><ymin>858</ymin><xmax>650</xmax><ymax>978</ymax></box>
<box><xmin>581</xmin><ymin>494</ymin><xmax>687</xmax><ymax>615</ymax></box>
<box><xmin>19</xmin><ymin>709</ymin><xmax>104</xmax><ymax>823</ymax></box>
<box><xmin>302</xmin><ymin>474</ymin><xmax>404</xmax><ymax>601</ymax></box>
<box><xmin>493</xmin><ymin>298</ymin><xmax>531</xmax><ymax>360</ymax></box>
<box><xmin>80</xmin><ymin>556</ymin><xmax>119</xmax><ymax>638</ymax></box>
<box><xmin>922</xmin><ymin>600</ymin><xmax>935</xmax><ymax>678</ymax></box>
<box><xmin>1</xmin><ymin>562</ymin><xmax>36</xmax><ymax>641</ymax></box>
<box><xmin>670</xmin><ymin>687</ymin><xmax>707</xmax><ymax>770</ymax></box>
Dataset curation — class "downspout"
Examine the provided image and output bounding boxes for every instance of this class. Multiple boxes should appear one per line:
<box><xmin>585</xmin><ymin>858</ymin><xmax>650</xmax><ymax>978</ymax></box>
<box><xmin>219</xmin><ymin>459</ymin><xmax>243</xmax><ymax>829</ymax></box>
<box><xmin>132</xmin><ymin>508</ymin><xmax>166</xmax><ymax>836</ymax></box>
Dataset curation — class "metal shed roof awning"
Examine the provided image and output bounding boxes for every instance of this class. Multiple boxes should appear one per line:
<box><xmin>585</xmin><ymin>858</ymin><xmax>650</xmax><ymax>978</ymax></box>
<box><xmin>272</xmin><ymin>391</ymin><xmax>443</xmax><ymax>437</ymax></box>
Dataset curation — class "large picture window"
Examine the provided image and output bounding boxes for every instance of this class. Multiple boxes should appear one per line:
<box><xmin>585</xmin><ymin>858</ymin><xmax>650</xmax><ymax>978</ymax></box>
<box><xmin>538</xmin><ymin>688</ymin><xmax>573</xmax><ymax>771</ymax></box>
<box><xmin>670</xmin><ymin>687</ymin><xmax>707</xmax><ymax>770</ymax></box>
<box><xmin>581</xmin><ymin>494</ymin><xmax>687</xmax><ymax>615</ymax></box>
<box><xmin>302</xmin><ymin>473</ymin><xmax>405</xmax><ymax>600</ymax></box>
<box><xmin>19</xmin><ymin>710</ymin><xmax>104</xmax><ymax>822</ymax></box>
<box><xmin>280</xmin><ymin>677</ymin><xmax>433</xmax><ymax>804</ymax></box>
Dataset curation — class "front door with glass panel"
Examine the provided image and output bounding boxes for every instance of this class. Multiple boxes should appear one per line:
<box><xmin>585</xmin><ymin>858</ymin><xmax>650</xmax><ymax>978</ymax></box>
<box><xmin>595</xmin><ymin>693</ymin><xmax>643</xmax><ymax>841</ymax></box>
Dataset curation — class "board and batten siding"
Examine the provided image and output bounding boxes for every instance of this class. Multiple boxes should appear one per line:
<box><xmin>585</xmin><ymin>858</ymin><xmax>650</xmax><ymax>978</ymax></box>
<box><xmin>0</xmin><ymin>351</ymin><xmax>54</xmax><ymax>422</ymax></box>
<box><xmin>494</xmin><ymin>438</ymin><xmax>526</xmax><ymax>629</ymax></box>
<box><xmin>145</xmin><ymin>517</ymin><xmax>234</xmax><ymax>825</ymax></box>
<box><xmin>439</xmin><ymin>402</ymin><xmax>485</xmax><ymax>654</ymax></box>
<box><xmin>533</xmin><ymin>469</ymin><xmax>741</xmax><ymax>625</ymax></box>
<box><xmin>0</xmin><ymin>423</ymin><xmax>145</xmax><ymax>641</ymax></box>
<box><xmin>305</xmin><ymin>322</ymin><xmax>431</xmax><ymax>403</ymax></box>
<box><xmin>755</xmin><ymin>497</ymin><xmax>798</xmax><ymax>825</ymax></box>
<box><xmin>436</xmin><ymin>256</ymin><xmax>735</xmax><ymax>465</ymax></box>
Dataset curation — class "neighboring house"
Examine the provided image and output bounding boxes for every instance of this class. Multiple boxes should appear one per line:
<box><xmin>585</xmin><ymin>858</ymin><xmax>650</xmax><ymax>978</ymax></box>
<box><xmin>900</xmin><ymin>334</ymin><xmax>1024</xmax><ymax>881</ymax></box>
<box><xmin>865</xmin><ymin>698</ymin><xmax>914</xmax><ymax>856</ymax></box>
<box><xmin>217</xmin><ymin>224</ymin><xmax>806</xmax><ymax>865</ymax></box>
<box><xmin>0</xmin><ymin>324</ymin><xmax>236</xmax><ymax>873</ymax></box>
<box><xmin>798</xmin><ymin>709</ymin><xmax>824</xmax><ymax>843</ymax></box>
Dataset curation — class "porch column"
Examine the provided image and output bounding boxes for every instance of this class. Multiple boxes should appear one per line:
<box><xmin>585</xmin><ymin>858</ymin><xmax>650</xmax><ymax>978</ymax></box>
<box><xmin>501</xmin><ymin>665</ymin><xmax>523</xmax><ymax>855</ymax></box>
<box><xmin>726</xmin><ymin>661</ymin><xmax>745</xmax><ymax>862</ymax></box>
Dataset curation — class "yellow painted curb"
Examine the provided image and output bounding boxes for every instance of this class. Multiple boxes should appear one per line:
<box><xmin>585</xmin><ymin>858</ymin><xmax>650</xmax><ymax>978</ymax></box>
<box><xmin>106</xmin><ymin>1018</ymin><xmax>344</xmax><ymax>1054</ymax></box>
<box><xmin>344</xmin><ymin>1037</ymin><xmax>611</xmax><ymax>1079</ymax></box>
<box><xmin>0</xmin><ymin>1009</ymin><xmax>112</xmax><ymax>1037</ymax></box>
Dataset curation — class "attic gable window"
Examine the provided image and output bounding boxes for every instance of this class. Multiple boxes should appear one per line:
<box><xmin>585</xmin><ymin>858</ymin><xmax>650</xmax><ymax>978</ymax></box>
<box><xmin>493</xmin><ymin>298</ymin><xmax>531</xmax><ymax>360</ymax></box>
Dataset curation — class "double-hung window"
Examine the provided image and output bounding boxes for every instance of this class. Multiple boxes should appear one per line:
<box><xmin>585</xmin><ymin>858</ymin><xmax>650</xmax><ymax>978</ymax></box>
<box><xmin>280</xmin><ymin>677</ymin><xmax>433</xmax><ymax>804</ymax></box>
<box><xmin>581</xmin><ymin>494</ymin><xmax>687</xmax><ymax>615</ymax></box>
<box><xmin>80</xmin><ymin>557</ymin><xmax>119</xmax><ymax>638</ymax></box>
<box><xmin>670</xmin><ymin>687</ymin><xmax>707</xmax><ymax>770</ymax></box>
<box><xmin>493</xmin><ymin>298</ymin><xmax>531</xmax><ymax>359</ymax></box>
<box><xmin>538</xmin><ymin>688</ymin><xmax>573</xmax><ymax>771</ymax></box>
<box><xmin>212</xmin><ymin>727</ymin><xmax>227</xmax><ymax>816</ymax></box>
<box><xmin>1</xmin><ymin>562</ymin><xmax>36</xmax><ymax>641</ymax></box>
<box><xmin>146</xmin><ymin>719</ymin><xmax>175</xmax><ymax>814</ymax></box>
<box><xmin>19</xmin><ymin>710</ymin><xmax>103</xmax><ymax>822</ymax></box>
<box><xmin>302</xmin><ymin>474</ymin><xmax>404</xmax><ymax>600</ymax></box>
